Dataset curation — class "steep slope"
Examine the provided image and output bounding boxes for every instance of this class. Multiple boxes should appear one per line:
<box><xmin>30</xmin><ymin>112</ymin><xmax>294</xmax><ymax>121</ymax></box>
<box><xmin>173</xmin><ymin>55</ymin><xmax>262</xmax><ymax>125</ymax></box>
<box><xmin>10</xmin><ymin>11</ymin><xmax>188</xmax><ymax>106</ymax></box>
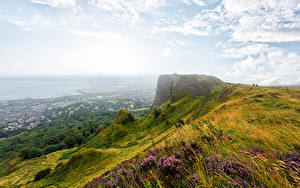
<box><xmin>30</xmin><ymin>97</ymin><xmax>221</xmax><ymax>187</ymax></box>
<box><xmin>26</xmin><ymin>74</ymin><xmax>226</xmax><ymax>187</ymax></box>
<box><xmin>83</xmin><ymin>84</ymin><xmax>300</xmax><ymax>188</ymax></box>
<box><xmin>151</xmin><ymin>74</ymin><xmax>223</xmax><ymax>109</ymax></box>
<box><xmin>1</xmin><ymin>75</ymin><xmax>299</xmax><ymax>188</ymax></box>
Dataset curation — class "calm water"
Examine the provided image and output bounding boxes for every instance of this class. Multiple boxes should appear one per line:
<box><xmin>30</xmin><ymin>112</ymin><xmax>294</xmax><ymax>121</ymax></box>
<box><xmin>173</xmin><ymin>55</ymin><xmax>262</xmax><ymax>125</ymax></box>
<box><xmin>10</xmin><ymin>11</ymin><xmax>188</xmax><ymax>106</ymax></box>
<box><xmin>0</xmin><ymin>76</ymin><xmax>157</xmax><ymax>100</ymax></box>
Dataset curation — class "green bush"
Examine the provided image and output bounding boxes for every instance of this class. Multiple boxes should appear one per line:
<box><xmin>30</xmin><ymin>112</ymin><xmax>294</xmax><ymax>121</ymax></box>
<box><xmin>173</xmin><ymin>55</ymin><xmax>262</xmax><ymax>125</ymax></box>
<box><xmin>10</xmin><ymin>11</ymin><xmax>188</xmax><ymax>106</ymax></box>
<box><xmin>54</xmin><ymin>162</ymin><xmax>63</xmax><ymax>169</ymax></box>
<box><xmin>165</xmin><ymin>120</ymin><xmax>170</xmax><ymax>126</ymax></box>
<box><xmin>34</xmin><ymin>168</ymin><xmax>51</xmax><ymax>181</ymax></box>
<box><xmin>153</xmin><ymin>109</ymin><xmax>161</xmax><ymax>118</ymax></box>
<box><xmin>120</xmin><ymin>113</ymin><xmax>135</xmax><ymax>124</ymax></box>
<box><xmin>43</xmin><ymin>143</ymin><xmax>66</xmax><ymax>155</ymax></box>
<box><xmin>63</xmin><ymin>134</ymin><xmax>84</xmax><ymax>148</ymax></box>
<box><xmin>127</xmin><ymin>113</ymin><xmax>135</xmax><ymax>121</ymax></box>
<box><xmin>20</xmin><ymin>148</ymin><xmax>42</xmax><ymax>160</ymax></box>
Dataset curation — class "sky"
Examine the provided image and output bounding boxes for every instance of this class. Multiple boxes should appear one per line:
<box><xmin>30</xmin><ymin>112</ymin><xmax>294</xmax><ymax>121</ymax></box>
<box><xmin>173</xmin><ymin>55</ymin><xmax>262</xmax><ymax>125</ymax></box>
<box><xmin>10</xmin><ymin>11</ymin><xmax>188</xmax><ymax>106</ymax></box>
<box><xmin>0</xmin><ymin>0</ymin><xmax>300</xmax><ymax>85</ymax></box>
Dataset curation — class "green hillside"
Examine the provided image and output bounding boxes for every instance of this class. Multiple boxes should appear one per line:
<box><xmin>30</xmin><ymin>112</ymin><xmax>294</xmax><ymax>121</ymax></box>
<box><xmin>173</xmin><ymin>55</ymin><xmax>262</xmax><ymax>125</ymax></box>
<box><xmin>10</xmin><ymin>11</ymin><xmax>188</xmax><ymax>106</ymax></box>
<box><xmin>0</xmin><ymin>77</ymin><xmax>299</xmax><ymax>187</ymax></box>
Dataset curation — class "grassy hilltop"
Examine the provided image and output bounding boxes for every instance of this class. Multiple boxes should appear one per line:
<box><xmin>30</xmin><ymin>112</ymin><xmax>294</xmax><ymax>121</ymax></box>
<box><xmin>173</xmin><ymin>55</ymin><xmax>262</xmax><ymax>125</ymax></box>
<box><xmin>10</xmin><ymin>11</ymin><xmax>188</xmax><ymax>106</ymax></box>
<box><xmin>0</xmin><ymin>75</ymin><xmax>299</xmax><ymax>187</ymax></box>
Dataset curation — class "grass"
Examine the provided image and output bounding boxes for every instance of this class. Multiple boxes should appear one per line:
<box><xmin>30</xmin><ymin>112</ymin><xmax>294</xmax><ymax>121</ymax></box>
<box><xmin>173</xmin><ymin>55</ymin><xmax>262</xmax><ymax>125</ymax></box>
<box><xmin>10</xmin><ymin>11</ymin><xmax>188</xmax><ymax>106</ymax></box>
<box><xmin>58</xmin><ymin>147</ymin><xmax>81</xmax><ymax>161</ymax></box>
<box><xmin>83</xmin><ymin>119</ymin><xmax>299</xmax><ymax>187</ymax></box>
<box><xmin>130</xmin><ymin>107</ymin><xmax>149</xmax><ymax>112</ymax></box>
<box><xmin>1</xmin><ymin>84</ymin><xmax>299</xmax><ymax>187</ymax></box>
<box><xmin>0</xmin><ymin>166</ymin><xmax>5</xmax><ymax>174</ymax></box>
<box><xmin>0</xmin><ymin>149</ymin><xmax>69</xmax><ymax>187</ymax></box>
<box><xmin>84</xmin><ymin>88</ymin><xmax>300</xmax><ymax>187</ymax></box>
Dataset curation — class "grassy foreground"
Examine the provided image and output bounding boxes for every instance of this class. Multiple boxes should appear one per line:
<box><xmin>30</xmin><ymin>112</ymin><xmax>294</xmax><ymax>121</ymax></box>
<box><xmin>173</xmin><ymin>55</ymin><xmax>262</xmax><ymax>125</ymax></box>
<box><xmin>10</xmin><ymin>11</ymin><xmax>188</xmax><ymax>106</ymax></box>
<box><xmin>0</xmin><ymin>149</ymin><xmax>69</xmax><ymax>187</ymax></box>
<box><xmin>0</xmin><ymin>84</ymin><xmax>299</xmax><ymax>187</ymax></box>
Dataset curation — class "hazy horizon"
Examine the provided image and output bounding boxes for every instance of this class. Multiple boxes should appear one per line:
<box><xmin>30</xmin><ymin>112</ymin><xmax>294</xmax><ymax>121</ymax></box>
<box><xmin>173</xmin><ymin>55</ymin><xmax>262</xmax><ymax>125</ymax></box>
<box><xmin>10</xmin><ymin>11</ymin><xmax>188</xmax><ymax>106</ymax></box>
<box><xmin>0</xmin><ymin>75</ymin><xmax>158</xmax><ymax>100</ymax></box>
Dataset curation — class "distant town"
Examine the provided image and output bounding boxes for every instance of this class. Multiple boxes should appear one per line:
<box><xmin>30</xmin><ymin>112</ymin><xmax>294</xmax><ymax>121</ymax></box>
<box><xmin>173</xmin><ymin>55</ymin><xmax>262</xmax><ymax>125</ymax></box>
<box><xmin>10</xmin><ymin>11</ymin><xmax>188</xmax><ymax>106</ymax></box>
<box><xmin>0</xmin><ymin>91</ymin><xmax>154</xmax><ymax>133</ymax></box>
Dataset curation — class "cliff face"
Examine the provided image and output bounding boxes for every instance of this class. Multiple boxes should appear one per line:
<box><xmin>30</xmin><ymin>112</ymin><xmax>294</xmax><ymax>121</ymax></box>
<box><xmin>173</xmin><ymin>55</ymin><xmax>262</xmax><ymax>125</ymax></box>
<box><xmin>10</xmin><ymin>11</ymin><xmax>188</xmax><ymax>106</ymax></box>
<box><xmin>151</xmin><ymin>74</ymin><xmax>223</xmax><ymax>109</ymax></box>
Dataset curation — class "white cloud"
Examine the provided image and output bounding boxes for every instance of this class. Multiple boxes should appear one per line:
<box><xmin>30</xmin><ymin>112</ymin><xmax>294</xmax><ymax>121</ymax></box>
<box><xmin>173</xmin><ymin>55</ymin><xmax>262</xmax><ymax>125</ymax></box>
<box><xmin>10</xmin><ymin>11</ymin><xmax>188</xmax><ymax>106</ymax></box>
<box><xmin>214</xmin><ymin>0</ymin><xmax>300</xmax><ymax>85</ymax></box>
<box><xmin>167</xmin><ymin>39</ymin><xmax>186</xmax><ymax>48</ymax></box>
<box><xmin>223</xmin><ymin>0</ymin><xmax>261</xmax><ymax>16</ymax></box>
<box><xmin>1</xmin><ymin>12</ymin><xmax>127</xmax><ymax>40</ymax></box>
<box><xmin>2</xmin><ymin>0</ymin><xmax>299</xmax><ymax>84</ymax></box>
<box><xmin>3</xmin><ymin>17</ymin><xmax>34</xmax><ymax>31</ymax></box>
<box><xmin>192</xmin><ymin>0</ymin><xmax>205</xmax><ymax>6</ymax></box>
<box><xmin>219</xmin><ymin>43</ymin><xmax>275</xmax><ymax>58</ymax></box>
<box><xmin>182</xmin><ymin>0</ymin><xmax>205</xmax><ymax>7</ymax></box>
<box><xmin>2</xmin><ymin>15</ymin><xmax>56</xmax><ymax>31</ymax></box>
<box><xmin>89</xmin><ymin>0</ymin><xmax>165</xmax><ymax>23</ymax></box>
<box><xmin>153</xmin><ymin>9</ymin><xmax>224</xmax><ymax>36</ymax></box>
<box><xmin>155</xmin><ymin>0</ymin><xmax>300</xmax><ymax>43</ymax></box>
<box><xmin>69</xmin><ymin>29</ymin><xmax>127</xmax><ymax>40</ymax></box>
<box><xmin>31</xmin><ymin>0</ymin><xmax>77</xmax><ymax>8</ymax></box>
<box><xmin>232</xmin><ymin>30</ymin><xmax>300</xmax><ymax>43</ymax></box>
<box><xmin>223</xmin><ymin>0</ymin><xmax>300</xmax><ymax>42</ymax></box>
<box><xmin>162</xmin><ymin>48</ymin><xmax>172</xmax><ymax>56</ymax></box>
<box><xmin>225</xmin><ymin>44</ymin><xmax>300</xmax><ymax>85</ymax></box>
<box><xmin>174</xmin><ymin>39</ymin><xmax>186</xmax><ymax>46</ymax></box>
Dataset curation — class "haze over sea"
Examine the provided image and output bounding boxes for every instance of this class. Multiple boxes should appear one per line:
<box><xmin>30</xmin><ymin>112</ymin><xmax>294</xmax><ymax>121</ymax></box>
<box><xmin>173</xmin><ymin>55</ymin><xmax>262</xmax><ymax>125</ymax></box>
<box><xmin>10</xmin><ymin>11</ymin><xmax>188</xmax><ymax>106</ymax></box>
<box><xmin>0</xmin><ymin>76</ymin><xmax>156</xmax><ymax>100</ymax></box>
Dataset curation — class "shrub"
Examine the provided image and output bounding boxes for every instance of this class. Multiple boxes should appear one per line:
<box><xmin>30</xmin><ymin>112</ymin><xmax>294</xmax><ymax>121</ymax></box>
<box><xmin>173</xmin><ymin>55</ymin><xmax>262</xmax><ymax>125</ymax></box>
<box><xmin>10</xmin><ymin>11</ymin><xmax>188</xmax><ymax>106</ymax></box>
<box><xmin>175</xmin><ymin>119</ymin><xmax>184</xmax><ymax>128</ymax></box>
<box><xmin>34</xmin><ymin>168</ymin><xmax>51</xmax><ymax>181</ymax></box>
<box><xmin>54</xmin><ymin>162</ymin><xmax>63</xmax><ymax>169</ymax></box>
<box><xmin>20</xmin><ymin>148</ymin><xmax>42</xmax><ymax>160</ymax></box>
<box><xmin>141</xmin><ymin>155</ymin><xmax>156</xmax><ymax>171</ymax></box>
<box><xmin>119</xmin><ymin>112</ymin><xmax>135</xmax><ymax>124</ymax></box>
<box><xmin>206</xmin><ymin>155</ymin><xmax>250</xmax><ymax>178</ymax></box>
<box><xmin>180</xmin><ymin>142</ymin><xmax>202</xmax><ymax>162</ymax></box>
<box><xmin>165</xmin><ymin>120</ymin><xmax>170</xmax><ymax>126</ymax></box>
<box><xmin>127</xmin><ymin>113</ymin><xmax>135</xmax><ymax>122</ymax></box>
<box><xmin>63</xmin><ymin>134</ymin><xmax>84</xmax><ymax>148</ymax></box>
<box><xmin>43</xmin><ymin>143</ymin><xmax>66</xmax><ymax>155</ymax></box>
<box><xmin>153</xmin><ymin>109</ymin><xmax>161</xmax><ymax>118</ymax></box>
<box><xmin>158</xmin><ymin>156</ymin><xmax>184</xmax><ymax>179</ymax></box>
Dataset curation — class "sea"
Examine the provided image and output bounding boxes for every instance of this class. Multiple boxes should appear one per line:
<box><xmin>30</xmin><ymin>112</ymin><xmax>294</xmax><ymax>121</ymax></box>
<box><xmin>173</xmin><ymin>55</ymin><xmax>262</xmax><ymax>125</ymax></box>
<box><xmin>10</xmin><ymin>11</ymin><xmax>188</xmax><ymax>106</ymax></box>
<box><xmin>0</xmin><ymin>75</ymin><xmax>157</xmax><ymax>101</ymax></box>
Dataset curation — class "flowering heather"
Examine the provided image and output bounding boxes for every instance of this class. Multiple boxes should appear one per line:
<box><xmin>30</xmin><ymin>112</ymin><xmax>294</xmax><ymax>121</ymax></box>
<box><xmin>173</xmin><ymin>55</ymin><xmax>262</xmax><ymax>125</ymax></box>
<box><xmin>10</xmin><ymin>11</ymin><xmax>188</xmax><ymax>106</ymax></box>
<box><xmin>141</xmin><ymin>155</ymin><xmax>156</xmax><ymax>171</ymax></box>
<box><xmin>249</xmin><ymin>146</ymin><xmax>267</xmax><ymax>155</ymax></box>
<box><xmin>83</xmin><ymin>142</ymin><xmax>299</xmax><ymax>188</ymax></box>
<box><xmin>205</xmin><ymin>154</ymin><xmax>251</xmax><ymax>180</ymax></box>
<box><xmin>223</xmin><ymin>158</ymin><xmax>251</xmax><ymax>178</ymax></box>
<box><xmin>190</xmin><ymin>173</ymin><xmax>200</xmax><ymax>183</ymax></box>
<box><xmin>158</xmin><ymin>155</ymin><xmax>183</xmax><ymax>179</ymax></box>
<box><xmin>278</xmin><ymin>152</ymin><xmax>300</xmax><ymax>170</ymax></box>
<box><xmin>175</xmin><ymin>141</ymin><xmax>202</xmax><ymax>163</ymax></box>
<box><xmin>231</xmin><ymin>177</ymin><xmax>264</xmax><ymax>188</ymax></box>
<box><xmin>147</xmin><ymin>148</ymin><xmax>161</xmax><ymax>156</ymax></box>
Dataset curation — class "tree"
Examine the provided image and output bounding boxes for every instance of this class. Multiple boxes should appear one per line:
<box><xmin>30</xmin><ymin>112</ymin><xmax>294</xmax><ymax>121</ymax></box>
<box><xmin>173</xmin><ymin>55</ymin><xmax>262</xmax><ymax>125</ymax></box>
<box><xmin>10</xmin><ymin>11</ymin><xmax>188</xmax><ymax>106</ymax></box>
<box><xmin>20</xmin><ymin>147</ymin><xmax>42</xmax><ymax>159</ymax></box>
<box><xmin>63</xmin><ymin>134</ymin><xmax>84</xmax><ymax>148</ymax></box>
<box><xmin>43</xmin><ymin>143</ymin><xmax>66</xmax><ymax>155</ymax></box>
<box><xmin>34</xmin><ymin>168</ymin><xmax>51</xmax><ymax>181</ymax></box>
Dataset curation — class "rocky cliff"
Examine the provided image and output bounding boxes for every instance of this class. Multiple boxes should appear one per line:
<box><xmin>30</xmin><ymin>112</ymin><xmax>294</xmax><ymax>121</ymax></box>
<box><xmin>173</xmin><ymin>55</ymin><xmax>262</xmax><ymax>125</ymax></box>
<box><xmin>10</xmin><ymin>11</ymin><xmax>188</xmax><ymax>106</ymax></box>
<box><xmin>151</xmin><ymin>74</ymin><xmax>223</xmax><ymax>109</ymax></box>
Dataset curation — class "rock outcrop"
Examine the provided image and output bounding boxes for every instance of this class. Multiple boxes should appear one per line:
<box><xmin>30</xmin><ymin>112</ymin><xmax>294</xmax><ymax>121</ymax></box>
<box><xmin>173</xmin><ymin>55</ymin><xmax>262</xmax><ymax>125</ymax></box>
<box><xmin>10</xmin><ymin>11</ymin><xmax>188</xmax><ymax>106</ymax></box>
<box><xmin>151</xmin><ymin>74</ymin><xmax>223</xmax><ymax>109</ymax></box>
